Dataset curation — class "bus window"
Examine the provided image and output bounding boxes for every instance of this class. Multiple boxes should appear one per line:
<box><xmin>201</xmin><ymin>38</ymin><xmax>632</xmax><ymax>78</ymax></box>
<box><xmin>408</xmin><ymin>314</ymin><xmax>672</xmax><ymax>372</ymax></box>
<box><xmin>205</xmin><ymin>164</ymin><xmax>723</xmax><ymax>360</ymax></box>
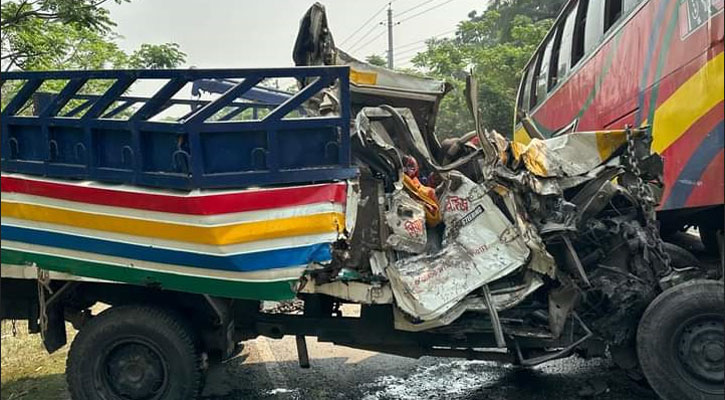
<box><xmin>584</xmin><ymin>0</ymin><xmax>605</xmax><ymax>53</ymax></box>
<box><xmin>571</xmin><ymin>0</ymin><xmax>589</xmax><ymax>67</ymax></box>
<box><xmin>517</xmin><ymin>68</ymin><xmax>529</xmax><ymax>111</ymax></box>
<box><xmin>624</xmin><ymin>0</ymin><xmax>642</xmax><ymax>13</ymax></box>
<box><xmin>522</xmin><ymin>63</ymin><xmax>536</xmax><ymax>112</ymax></box>
<box><xmin>604</xmin><ymin>0</ymin><xmax>623</xmax><ymax>31</ymax></box>
<box><xmin>548</xmin><ymin>24</ymin><xmax>565</xmax><ymax>90</ymax></box>
<box><xmin>558</xmin><ymin>3</ymin><xmax>579</xmax><ymax>81</ymax></box>
<box><xmin>537</xmin><ymin>33</ymin><xmax>556</xmax><ymax>100</ymax></box>
<box><xmin>529</xmin><ymin>51</ymin><xmax>544</xmax><ymax>109</ymax></box>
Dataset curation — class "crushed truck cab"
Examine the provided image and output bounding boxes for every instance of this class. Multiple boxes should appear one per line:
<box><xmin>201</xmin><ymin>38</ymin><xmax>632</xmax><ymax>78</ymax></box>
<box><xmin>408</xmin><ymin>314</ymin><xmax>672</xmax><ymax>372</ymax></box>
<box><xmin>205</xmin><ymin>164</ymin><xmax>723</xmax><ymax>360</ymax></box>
<box><xmin>1</xmin><ymin>4</ymin><xmax>722</xmax><ymax>400</ymax></box>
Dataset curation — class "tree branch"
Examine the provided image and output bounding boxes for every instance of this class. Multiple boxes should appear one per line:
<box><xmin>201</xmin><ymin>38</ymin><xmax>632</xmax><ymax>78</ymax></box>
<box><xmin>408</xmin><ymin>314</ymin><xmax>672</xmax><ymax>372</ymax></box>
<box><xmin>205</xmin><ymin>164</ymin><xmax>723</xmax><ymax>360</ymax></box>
<box><xmin>1</xmin><ymin>9</ymin><xmax>54</xmax><ymax>28</ymax></box>
<box><xmin>90</xmin><ymin>0</ymin><xmax>112</xmax><ymax>8</ymax></box>
<box><xmin>1</xmin><ymin>0</ymin><xmax>114</xmax><ymax>28</ymax></box>
<box><xmin>4</xmin><ymin>55</ymin><xmax>19</xmax><ymax>71</ymax></box>
<box><xmin>1</xmin><ymin>51</ymin><xmax>22</xmax><ymax>60</ymax></box>
<box><xmin>2</xmin><ymin>0</ymin><xmax>31</xmax><ymax>26</ymax></box>
<box><xmin>61</xmin><ymin>37</ymin><xmax>85</xmax><ymax>64</ymax></box>
<box><xmin>1</xmin><ymin>49</ymin><xmax>46</xmax><ymax>60</ymax></box>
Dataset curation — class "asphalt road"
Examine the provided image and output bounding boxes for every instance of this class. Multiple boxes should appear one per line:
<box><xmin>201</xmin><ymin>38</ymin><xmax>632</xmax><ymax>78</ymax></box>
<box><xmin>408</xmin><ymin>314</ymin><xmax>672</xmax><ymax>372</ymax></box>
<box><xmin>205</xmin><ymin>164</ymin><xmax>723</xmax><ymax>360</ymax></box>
<box><xmin>200</xmin><ymin>335</ymin><xmax>658</xmax><ymax>400</ymax></box>
<box><xmin>196</xmin><ymin>227</ymin><xmax>717</xmax><ymax>400</ymax></box>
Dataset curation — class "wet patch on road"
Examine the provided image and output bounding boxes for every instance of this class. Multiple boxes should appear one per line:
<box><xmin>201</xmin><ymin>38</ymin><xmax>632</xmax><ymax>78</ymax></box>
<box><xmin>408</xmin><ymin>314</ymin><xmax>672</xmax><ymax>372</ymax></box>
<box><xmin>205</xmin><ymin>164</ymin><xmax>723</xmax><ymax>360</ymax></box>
<box><xmin>359</xmin><ymin>357</ymin><xmax>657</xmax><ymax>400</ymax></box>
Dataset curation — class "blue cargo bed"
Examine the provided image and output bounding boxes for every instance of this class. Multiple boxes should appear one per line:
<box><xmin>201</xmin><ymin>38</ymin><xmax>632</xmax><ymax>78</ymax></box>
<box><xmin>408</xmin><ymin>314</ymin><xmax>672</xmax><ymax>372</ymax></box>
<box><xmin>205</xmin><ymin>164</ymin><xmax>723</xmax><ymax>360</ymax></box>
<box><xmin>1</xmin><ymin>67</ymin><xmax>356</xmax><ymax>190</ymax></box>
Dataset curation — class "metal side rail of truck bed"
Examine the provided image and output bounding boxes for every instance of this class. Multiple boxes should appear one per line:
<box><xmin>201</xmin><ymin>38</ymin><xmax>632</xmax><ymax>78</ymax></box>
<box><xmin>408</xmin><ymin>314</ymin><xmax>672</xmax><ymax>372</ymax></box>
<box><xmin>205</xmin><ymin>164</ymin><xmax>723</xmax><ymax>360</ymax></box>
<box><xmin>0</xmin><ymin>67</ymin><xmax>356</xmax><ymax>190</ymax></box>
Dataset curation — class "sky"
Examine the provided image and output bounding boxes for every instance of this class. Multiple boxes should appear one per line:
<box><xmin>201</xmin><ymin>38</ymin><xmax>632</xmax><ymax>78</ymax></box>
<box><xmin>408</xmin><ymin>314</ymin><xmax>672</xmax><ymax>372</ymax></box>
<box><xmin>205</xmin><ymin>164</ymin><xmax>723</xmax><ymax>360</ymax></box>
<box><xmin>107</xmin><ymin>0</ymin><xmax>488</xmax><ymax>69</ymax></box>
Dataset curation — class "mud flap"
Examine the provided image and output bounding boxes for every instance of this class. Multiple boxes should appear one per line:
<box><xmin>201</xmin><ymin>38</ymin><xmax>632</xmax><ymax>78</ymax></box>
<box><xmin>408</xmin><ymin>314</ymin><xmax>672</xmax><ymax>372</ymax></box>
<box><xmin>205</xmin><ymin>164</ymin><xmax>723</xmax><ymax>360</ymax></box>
<box><xmin>42</xmin><ymin>302</ymin><xmax>67</xmax><ymax>353</ymax></box>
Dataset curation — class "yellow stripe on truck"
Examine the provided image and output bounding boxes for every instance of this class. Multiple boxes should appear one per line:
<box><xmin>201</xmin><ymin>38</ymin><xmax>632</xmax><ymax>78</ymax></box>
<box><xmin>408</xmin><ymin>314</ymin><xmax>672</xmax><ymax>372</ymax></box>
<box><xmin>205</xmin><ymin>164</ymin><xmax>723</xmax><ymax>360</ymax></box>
<box><xmin>1</xmin><ymin>201</ymin><xmax>344</xmax><ymax>246</ymax></box>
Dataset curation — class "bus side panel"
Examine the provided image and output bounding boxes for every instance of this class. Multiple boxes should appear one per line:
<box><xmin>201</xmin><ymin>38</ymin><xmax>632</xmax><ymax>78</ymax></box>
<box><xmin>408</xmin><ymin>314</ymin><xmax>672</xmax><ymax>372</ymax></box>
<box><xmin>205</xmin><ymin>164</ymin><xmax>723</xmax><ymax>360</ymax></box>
<box><xmin>522</xmin><ymin>0</ymin><xmax>658</xmax><ymax>138</ymax></box>
<box><xmin>524</xmin><ymin>0</ymin><xmax>724</xmax><ymax>211</ymax></box>
<box><xmin>651</xmin><ymin>50</ymin><xmax>724</xmax><ymax>210</ymax></box>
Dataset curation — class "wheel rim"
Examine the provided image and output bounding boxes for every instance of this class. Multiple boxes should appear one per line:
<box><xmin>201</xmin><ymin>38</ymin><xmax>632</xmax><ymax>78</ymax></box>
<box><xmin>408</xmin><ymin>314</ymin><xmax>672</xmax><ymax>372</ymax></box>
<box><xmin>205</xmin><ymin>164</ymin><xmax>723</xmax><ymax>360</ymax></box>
<box><xmin>674</xmin><ymin>314</ymin><xmax>724</xmax><ymax>392</ymax></box>
<box><xmin>96</xmin><ymin>338</ymin><xmax>169</xmax><ymax>400</ymax></box>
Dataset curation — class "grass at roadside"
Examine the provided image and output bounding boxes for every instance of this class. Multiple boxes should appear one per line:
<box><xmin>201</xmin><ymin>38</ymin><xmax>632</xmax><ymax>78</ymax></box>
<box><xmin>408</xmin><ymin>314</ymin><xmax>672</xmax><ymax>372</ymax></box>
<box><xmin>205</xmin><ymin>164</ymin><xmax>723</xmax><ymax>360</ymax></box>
<box><xmin>1</xmin><ymin>320</ymin><xmax>74</xmax><ymax>400</ymax></box>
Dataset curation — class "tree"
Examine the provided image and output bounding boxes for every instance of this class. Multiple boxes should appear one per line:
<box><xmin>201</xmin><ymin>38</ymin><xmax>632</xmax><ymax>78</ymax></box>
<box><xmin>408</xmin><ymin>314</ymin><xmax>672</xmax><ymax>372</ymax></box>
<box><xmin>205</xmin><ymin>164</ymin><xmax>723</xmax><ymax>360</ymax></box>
<box><xmin>1</xmin><ymin>0</ymin><xmax>186</xmax><ymax>71</ymax></box>
<box><xmin>0</xmin><ymin>0</ymin><xmax>187</xmax><ymax>116</ymax></box>
<box><xmin>365</xmin><ymin>54</ymin><xmax>387</xmax><ymax>67</ymax></box>
<box><xmin>0</xmin><ymin>0</ymin><xmax>123</xmax><ymax>31</ymax></box>
<box><xmin>411</xmin><ymin>0</ymin><xmax>565</xmax><ymax>138</ymax></box>
<box><xmin>2</xmin><ymin>0</ymin><xmax>121</xmax><ymax>70</ymax></box>
<box><xmin>129</xmin><ymin>43</ymin><xmax>186</xmax><ymax>69</ymax></box>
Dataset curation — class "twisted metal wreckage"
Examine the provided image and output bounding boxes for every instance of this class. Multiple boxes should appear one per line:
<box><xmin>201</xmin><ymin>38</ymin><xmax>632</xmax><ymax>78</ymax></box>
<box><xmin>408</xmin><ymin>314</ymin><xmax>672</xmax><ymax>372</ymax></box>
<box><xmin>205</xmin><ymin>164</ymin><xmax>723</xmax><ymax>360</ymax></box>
<box><xmin>289</xmin><ymin>3</ymin><xmax>704</xmax><ymax>361</ymax></box>
<box><xmin>0</xmin><ymin>4</ymin><xmax>719</xmax><ymax>400</ymax></box>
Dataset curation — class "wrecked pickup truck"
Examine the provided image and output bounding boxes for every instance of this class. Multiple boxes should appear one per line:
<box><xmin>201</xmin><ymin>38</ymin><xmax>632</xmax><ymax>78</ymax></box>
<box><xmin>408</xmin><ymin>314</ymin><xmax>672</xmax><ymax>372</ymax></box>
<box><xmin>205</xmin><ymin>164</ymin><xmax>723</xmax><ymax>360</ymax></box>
<box><xmin>1</xmin><ymin>3</ymin><xmax>722</xmax><ymax>400</ymax></box>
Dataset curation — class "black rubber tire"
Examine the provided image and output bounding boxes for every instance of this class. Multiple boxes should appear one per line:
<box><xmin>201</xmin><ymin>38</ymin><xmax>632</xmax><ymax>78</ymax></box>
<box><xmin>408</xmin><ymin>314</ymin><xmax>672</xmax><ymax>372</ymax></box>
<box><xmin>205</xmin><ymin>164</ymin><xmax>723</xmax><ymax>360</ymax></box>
<box><xmin>66</xmin><ymin>305</ymin><xmax>203</xmax><ymax>400</ymax></box>
<box><xmin>637</xmin><ymin>280</ymin><xmax>724</xmax><ymax>400</ymax></box>
<box><xmin>700</xmin><ymin>227</ymin><xmax>722</xmax><ymax>256</ymax></box>
<box><xmin>663</xmin><ymin>242</ymin><xmax>701</xmax><ymax>269</ymax></box>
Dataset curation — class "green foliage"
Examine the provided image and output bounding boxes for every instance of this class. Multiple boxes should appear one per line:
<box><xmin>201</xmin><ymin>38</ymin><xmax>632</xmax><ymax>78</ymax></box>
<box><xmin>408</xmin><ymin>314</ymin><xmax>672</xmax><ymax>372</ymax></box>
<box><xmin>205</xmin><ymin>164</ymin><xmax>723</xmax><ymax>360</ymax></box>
<box><xmin>129</xmin><ymin>43</ymin><xmax>186</xmax><ymax>69</ymax></box>
<box><xmin>2</xmin><ymin>0</ymin><xmax>122</xmax><ymax>69</ymax></box>
<box><xmin>1</xmin><ymin>0</ymin><xmax>187</xmax><ymax>119</ymax></box>
<box><xmin>0</xmin><ymin>0</ymin><xmax>125</xmax><ymax>33</ymax></box>
<box><xmin>1</xmin><ymin>0</ymin><xmax>186</xmax><ymax>72</ymax></box>
<box><xmin>365</xmin><ymin>54</ymin><xmax>387</xmax><ymax>67</ymax></box>
<box><xmin>411</xmin><ymin>0</ymin><xmax>565</xmax><ymax>138</ymax></box>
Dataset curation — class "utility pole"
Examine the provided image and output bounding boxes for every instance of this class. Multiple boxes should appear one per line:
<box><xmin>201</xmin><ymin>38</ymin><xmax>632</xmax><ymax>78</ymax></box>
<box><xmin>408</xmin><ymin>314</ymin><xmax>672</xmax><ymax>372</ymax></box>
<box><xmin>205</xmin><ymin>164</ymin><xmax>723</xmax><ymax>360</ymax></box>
<box><xmin>386</xmin><ymin>2</ymin><xmax>394</xmax><ymax>69</ymax></box>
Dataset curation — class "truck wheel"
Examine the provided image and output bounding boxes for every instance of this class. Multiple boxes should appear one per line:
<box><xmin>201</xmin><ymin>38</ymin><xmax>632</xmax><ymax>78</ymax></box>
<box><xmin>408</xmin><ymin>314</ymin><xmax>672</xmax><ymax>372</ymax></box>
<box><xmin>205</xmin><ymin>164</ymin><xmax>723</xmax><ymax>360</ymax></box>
<box><xmin>66</xmin><ymin>305</ymin><xmax>203</xmax><ymax>400</ymax></box>
<box><xmin>700</xmin><ymin>227</ymin><xmax>722</xmax><ymax>256</ymax></box>
<box><xmin>662</xmin><ymin>242</ymin><xmax>700</xmax><ymax>269</ymax></box>
<box><xmin>637</xmin><ymin>280</ymin><xmax>724</xmax><ymax>400</ymax></box>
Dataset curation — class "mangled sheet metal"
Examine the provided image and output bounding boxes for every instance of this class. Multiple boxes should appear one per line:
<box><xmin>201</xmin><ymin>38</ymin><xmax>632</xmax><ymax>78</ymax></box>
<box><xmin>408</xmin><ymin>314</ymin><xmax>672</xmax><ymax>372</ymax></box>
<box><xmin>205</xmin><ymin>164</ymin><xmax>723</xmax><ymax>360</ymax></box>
<box><xmin>387</xmin><ymin>172</ymin><xmax>531</xmax><ymax>321</ymax></box>
<box><xmin>292</xmin><ymin>5</ymin><xmax>447</xmax><ymax>101</ymax></box>
<box><xmin>334</xmin><ymin>50</ymin><xmax>448</xmax><ymax>101</ymax></box>
<box><xmin>294</xmin><ymin>2</ymin><xmax>449</xmax><ymax>147</ymax></box>
<box><xmin>307</xmin><ymin>101</ymin><xmax>558</xmax><ymax>329</ymax></box>
<box><xmin>510</xmin><ymin>130</ymin><xmax>628</xmax><ymax>178</ymax></box>
<box><xmin>385</xmin><ymin>189</ymin><xmax>428</xmax><ymax>254</ymax></box>
<box><xmin>292</xmin><ymin>3</ymin><xmax>672</xmax><ymax>337</ymax></box>
<box><xmin>373</xmin><ymin>124</ymin><xmax>654</xmax><ymax>331</ymax></box>
<box><xmin>393</xmin><ymin>272</ymin><xmax>545</xmax><ymax>332</ymax></box>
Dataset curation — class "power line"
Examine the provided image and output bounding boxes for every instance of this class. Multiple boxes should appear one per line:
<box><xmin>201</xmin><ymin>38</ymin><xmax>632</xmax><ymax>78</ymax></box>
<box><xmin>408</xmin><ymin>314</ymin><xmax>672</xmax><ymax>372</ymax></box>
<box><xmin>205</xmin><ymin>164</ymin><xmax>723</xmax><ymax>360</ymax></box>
<box><xmin>397</xmin><ymin>45</ymin><xmax>427</xmax><ymax>55</ymax></box>
<box><xmin>395</xmin><ymin>53</ymin><xmax>423</xmax><ymax>65</ymax></box>
<box><xmin>351</xmin><ymin>30</ymin><xmax>387</xmax><ymax>55</ymax></box>
<box><xmin>394</xmin><ymin>28</ymin><xmax>456</xmax><ymax>50</ymax></box>
<box><xmin>349</xmin><ymin>0</ymin><xmax>459</xmax><ymax>67</ymax></box>
<box><xmin>394</xmin><ymin>44</ymin><xmax>428</xmax><ymax>58</ymax></box>
<box><xmin>387</xmin><ymin>28</ymin><xmax>457</xmax><ymax>61</ymax></box>
<box><xmin>348</xmin><ymin>24</ymin><xmax>383</xmax><ymax>52</ymax></box>
<box><xmin>339</xmin><ymin>3</ymin><xmax>388</xmax><ymax>46</ymax></box>
<box><xmin>399</xmin><ymin>0</ymin><xmax>460</xmax><ymax>23</ymax></box>
<box><xmin>397</xmin><ymin>0</ymin><xmax>439</xmax><ymax>17</ymax></box>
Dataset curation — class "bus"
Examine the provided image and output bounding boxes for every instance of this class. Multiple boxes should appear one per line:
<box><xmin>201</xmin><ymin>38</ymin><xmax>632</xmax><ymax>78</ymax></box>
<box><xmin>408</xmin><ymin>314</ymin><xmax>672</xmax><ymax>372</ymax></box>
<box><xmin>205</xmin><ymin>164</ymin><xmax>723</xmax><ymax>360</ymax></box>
<box><xmin>513</xmin><ymin>0</ymin><xmax>724</xmax><ymax>253</ymax></box>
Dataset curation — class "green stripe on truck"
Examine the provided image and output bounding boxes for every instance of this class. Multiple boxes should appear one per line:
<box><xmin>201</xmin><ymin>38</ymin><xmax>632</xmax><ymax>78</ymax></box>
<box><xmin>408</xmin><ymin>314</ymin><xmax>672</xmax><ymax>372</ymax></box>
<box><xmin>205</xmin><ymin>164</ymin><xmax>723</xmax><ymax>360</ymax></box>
<box><xmin>0</xmin><ymin>248</ymin><xmax>298</xmax><ymax>301</ymax></box>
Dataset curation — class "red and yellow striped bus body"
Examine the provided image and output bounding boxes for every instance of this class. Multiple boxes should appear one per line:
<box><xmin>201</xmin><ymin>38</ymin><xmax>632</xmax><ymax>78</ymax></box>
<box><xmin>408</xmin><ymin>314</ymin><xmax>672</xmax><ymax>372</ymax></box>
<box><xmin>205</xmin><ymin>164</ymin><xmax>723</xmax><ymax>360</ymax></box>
<box><xmin>514</xmin><ymin>0</ymin><xmax>723</xmax><ymax>224</ymax></box>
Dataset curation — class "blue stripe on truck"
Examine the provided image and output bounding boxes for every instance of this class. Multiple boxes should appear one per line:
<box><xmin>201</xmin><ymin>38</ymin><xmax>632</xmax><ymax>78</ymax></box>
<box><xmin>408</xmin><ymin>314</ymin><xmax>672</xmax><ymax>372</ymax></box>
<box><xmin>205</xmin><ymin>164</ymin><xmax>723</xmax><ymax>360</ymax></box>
<box><xmin>0</xmin><ymin>225</ymin><xmax>331</xmax><ymax>272</ymax></box>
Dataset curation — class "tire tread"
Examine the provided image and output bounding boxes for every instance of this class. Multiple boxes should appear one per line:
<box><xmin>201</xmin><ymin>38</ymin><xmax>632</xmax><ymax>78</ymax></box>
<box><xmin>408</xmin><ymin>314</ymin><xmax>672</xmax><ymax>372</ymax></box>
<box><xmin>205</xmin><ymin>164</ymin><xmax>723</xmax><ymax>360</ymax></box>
<box><xmin>66</xmin><ymin>304</ymin><xmax>202</xmax><ymax>400</ymax></box>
